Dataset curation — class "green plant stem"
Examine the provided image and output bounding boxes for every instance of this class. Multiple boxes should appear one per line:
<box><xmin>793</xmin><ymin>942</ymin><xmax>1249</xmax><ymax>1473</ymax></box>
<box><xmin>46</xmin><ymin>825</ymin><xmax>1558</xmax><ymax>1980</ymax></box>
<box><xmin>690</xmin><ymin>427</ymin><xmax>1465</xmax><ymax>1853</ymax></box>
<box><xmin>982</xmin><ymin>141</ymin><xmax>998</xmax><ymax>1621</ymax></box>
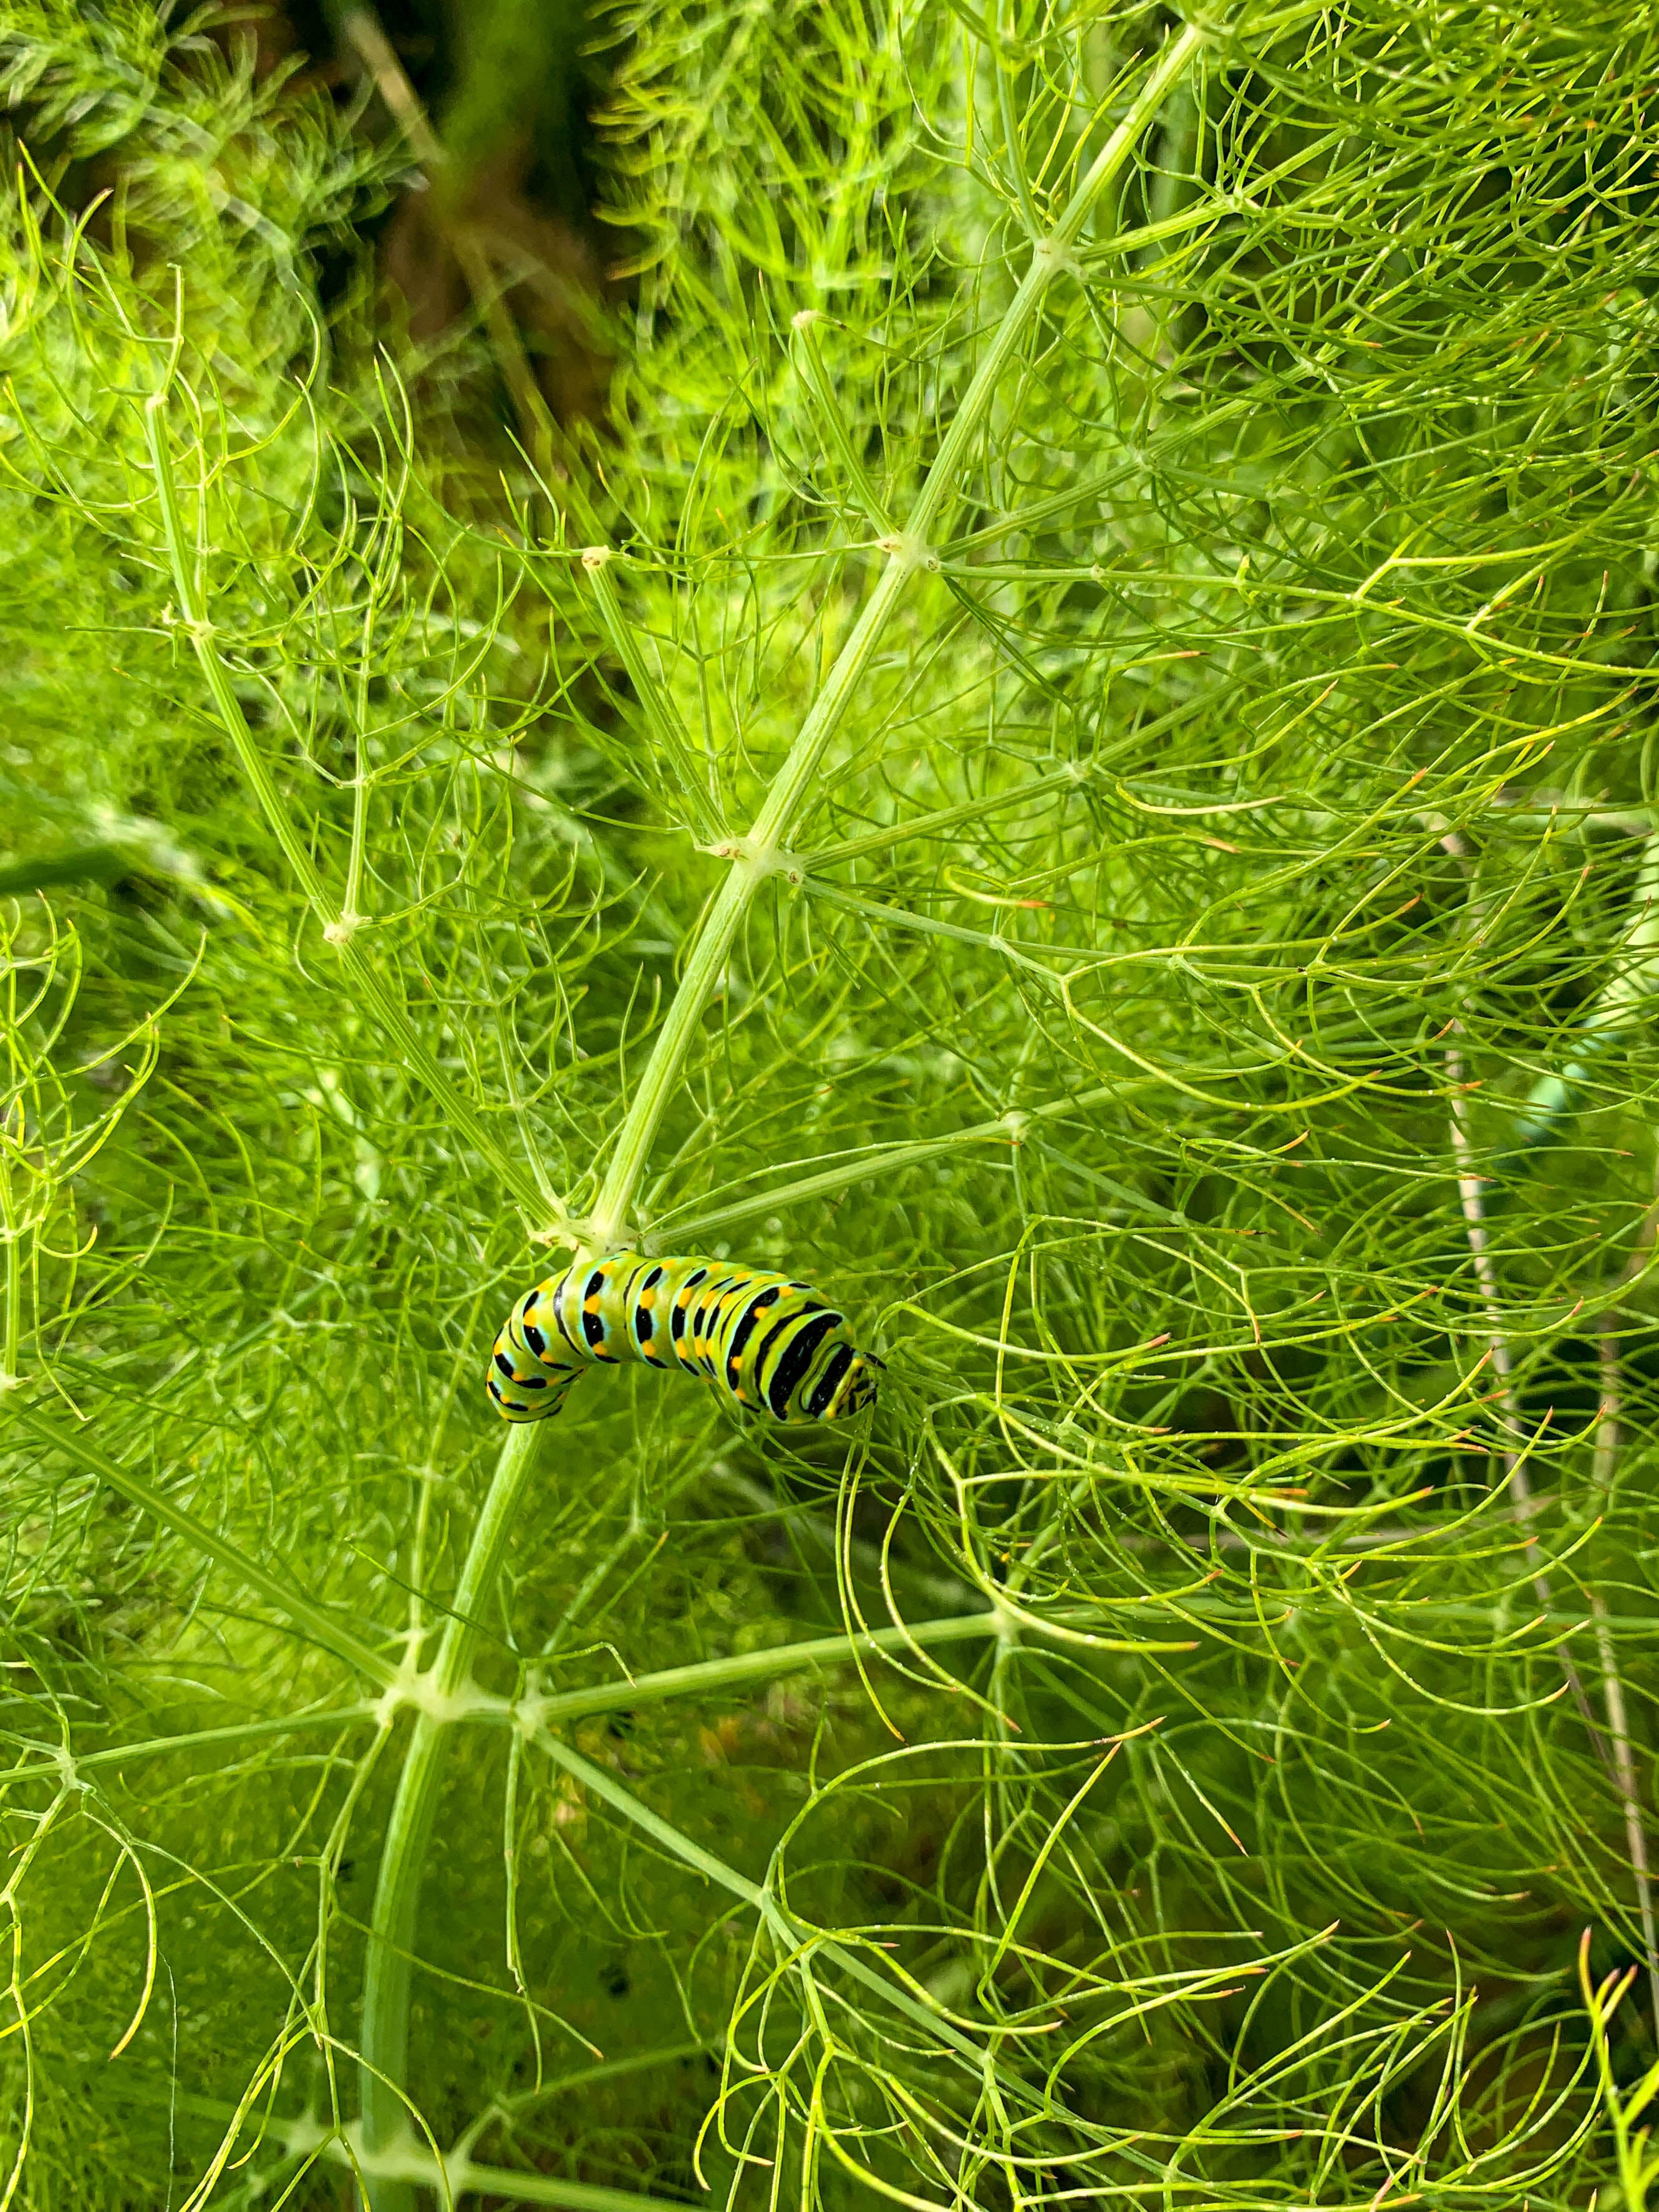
<box><xmin>357</xmin><ymin>1418</ymin><xmax>552</xmax><ymax>2205</ymax></box>
<box><xmin>589</xmin><ymin>19</ymin><xmax>1205</xmax><ymax>1247</ymax></box>
<box><xmin>651</xmin><ymin>1094</ymin><xmax>1174</xmax><ymax>1248</ymax></box>
<box><xmin>944</xmin><ymin>551</ymin><xmax>1656</xmax><ymax>679</ymax></box>
<box><xmin>525</xmin><ymin>1607</ymin><xmax>1002</xmax><ymax>1721</ymax></box>
<box><xmin>94</xmin><ymin>2067</ymin><xmax>677</xmax><ymax>2212</ymax></box>
<box><xmin>806</xmin><ymin>761</ymin><xmax>1091</xmax><ymax>866</ymax></box>
<box><xmin>1</xmin><ymin>1610</ymin><xmax>1006</xmax><ymax>1790</ymax></box>
<box><xmin>994</xmin><ymin>25</ymin><xmax>1043</xmax><ymax>244</ymax></box>
<box><xmin>3</xmin><ymin>1708</ymin><xmax>378</xmax><ymax>1786</ymax></box>
<box><xmin>356</xmin><ymin>1569</ymin><xmax>1005</xmax><ymax>2202</ymax></box>
<box><xmin>8</xmin><ymin>1403</ymin><xmax>397</xmax><ymax>1689</ymax></box>
<box><xmin>803</xmin><ymin>878</ymin><xmax>1070</xmax><ymax>976</ymax></box>
<box><xmin>336</xmin><ymin>2143</ymin><xmax>661</xmax><ymax>2212</ymax></box>
<box><xmin>140</xmin><ymin>397</ymin><xmax>547</xmax><ymax>1224</ymax></box>
<box><xmin>584</xmin><ymin>562</ymin><xmax>915</xmax><ymax>1247</ymax></box>
<box><xmin>350</xmin><ymin>26</ymin><xmax>1204</xmax><ymax>2198</ymax></box>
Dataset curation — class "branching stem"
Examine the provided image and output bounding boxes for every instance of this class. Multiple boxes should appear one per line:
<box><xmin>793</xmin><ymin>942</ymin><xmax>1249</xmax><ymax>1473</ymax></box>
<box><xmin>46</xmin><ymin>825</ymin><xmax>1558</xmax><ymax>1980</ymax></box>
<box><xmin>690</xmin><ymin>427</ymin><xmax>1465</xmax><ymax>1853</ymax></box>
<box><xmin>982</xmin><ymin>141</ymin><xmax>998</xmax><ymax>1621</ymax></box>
<box><xmin>4</xmin><ymin>1610</ymin><xmax>1008</xmax><ymax>1790</ymax></box>
<box><xmin>351</xmin><ymin>22</ymin><xmax>1206</xmax><ymax>2197</ymax></box>
<box><xmin>588</xmin><ymin>20</ymin><xmax>1205</xmax><ymax>1246</ymax></box>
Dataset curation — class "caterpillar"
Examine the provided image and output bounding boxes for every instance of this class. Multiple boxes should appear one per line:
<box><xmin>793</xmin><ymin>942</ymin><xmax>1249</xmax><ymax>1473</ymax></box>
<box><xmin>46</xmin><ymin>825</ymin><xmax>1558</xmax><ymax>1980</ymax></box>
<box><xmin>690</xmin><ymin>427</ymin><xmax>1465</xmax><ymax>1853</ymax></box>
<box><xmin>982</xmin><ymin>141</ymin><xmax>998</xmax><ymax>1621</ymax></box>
<box><xmin>487</xmin><ymin>1251</ymin><xmax>882</xmax><ymax>1426</ymax></box>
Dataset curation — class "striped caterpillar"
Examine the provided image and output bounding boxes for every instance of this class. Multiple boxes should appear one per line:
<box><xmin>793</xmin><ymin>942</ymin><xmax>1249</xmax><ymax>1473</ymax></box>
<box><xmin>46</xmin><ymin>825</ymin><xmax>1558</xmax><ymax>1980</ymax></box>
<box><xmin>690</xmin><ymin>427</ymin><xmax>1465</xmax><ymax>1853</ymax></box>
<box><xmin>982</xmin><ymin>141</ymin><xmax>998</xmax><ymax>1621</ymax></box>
<box><xmin>487</xmin><ymin>1251</ymin><xmax>882</xmax><ymax>1425</ymax></box>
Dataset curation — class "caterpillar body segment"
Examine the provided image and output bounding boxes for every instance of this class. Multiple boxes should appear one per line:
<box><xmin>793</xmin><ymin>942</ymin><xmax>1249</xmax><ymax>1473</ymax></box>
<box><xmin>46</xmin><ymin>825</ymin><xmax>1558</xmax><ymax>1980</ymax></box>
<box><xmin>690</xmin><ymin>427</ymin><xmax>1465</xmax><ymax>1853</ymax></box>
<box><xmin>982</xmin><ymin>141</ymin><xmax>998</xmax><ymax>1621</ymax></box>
<box><xmin>486</xmin><ymin>1251</ymin><xmax>882</xmax><ymax>1426</ymax></box>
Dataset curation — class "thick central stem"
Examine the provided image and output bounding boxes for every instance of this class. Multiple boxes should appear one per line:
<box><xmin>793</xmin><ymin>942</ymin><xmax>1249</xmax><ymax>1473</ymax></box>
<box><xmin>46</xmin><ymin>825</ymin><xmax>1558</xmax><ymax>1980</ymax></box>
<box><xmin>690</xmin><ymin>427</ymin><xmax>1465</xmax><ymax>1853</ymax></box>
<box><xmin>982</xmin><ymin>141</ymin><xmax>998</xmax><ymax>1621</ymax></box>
<box><xmin>358</xmin><ymin>1419</ymin><xmax>549</xmax><ymax>2201</ymax></box>
<box><xmin>353</xmin><ymin>26</ymin><xmax>1206</xmax><ymax>2203</ymax></box>
<box><xmin>589</xmin><ymin>17</ymin><xmax>1204</xmax><ymax>1245</ymax></box>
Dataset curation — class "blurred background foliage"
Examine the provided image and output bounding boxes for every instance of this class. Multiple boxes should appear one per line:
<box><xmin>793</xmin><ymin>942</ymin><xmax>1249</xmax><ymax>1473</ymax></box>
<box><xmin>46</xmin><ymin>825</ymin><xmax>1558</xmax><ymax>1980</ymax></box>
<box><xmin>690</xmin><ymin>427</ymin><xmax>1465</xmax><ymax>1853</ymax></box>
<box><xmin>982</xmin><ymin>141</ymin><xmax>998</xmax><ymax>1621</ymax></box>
<box><xmin>1</xmin><ymin>1</ymin><xmax>1659</xmax><ymax>2208</ymax></box>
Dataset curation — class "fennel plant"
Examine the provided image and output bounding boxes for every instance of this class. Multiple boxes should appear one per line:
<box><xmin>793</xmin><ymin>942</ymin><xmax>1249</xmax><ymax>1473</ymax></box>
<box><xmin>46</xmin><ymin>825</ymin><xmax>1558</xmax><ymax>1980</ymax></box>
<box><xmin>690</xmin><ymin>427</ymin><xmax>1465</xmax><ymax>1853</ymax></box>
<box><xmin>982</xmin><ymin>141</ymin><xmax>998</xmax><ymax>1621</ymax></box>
<box><xmin>2</xmin><ymin>1</ymin><xmax>1659</xmax><ymax>2207</ymax></box>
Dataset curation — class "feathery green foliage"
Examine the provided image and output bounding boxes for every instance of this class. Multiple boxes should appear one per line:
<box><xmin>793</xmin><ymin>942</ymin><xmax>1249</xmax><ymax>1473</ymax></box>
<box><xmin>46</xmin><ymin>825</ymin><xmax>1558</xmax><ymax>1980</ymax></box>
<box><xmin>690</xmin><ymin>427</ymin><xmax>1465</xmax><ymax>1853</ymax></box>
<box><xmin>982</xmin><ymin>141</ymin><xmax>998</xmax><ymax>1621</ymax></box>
<box><xmin>2</xmin><ymin>2</ymin><xmax>1659</xmax><ymax>2207</ymax></box>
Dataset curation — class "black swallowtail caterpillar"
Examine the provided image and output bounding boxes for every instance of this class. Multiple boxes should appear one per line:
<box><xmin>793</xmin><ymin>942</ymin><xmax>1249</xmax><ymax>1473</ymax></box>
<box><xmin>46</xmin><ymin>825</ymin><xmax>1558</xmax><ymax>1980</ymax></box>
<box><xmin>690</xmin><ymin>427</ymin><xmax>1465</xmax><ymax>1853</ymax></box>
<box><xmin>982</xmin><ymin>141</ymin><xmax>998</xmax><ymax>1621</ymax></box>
<box><xmin>488</xmin><ymin>1251</ymin><xmax>883</xmax><ymax>1426</ymax></box>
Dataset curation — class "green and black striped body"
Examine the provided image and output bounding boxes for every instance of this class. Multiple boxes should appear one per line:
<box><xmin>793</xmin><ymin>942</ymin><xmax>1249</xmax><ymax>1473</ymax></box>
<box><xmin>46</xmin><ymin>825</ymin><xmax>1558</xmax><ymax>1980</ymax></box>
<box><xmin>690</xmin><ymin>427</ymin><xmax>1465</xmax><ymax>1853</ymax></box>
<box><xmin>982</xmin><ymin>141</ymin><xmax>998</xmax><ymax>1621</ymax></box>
<box><xmin>487</xmin><ymin>1251</ymin><xmax>881</xmax><ymax>1426</ymax></box>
